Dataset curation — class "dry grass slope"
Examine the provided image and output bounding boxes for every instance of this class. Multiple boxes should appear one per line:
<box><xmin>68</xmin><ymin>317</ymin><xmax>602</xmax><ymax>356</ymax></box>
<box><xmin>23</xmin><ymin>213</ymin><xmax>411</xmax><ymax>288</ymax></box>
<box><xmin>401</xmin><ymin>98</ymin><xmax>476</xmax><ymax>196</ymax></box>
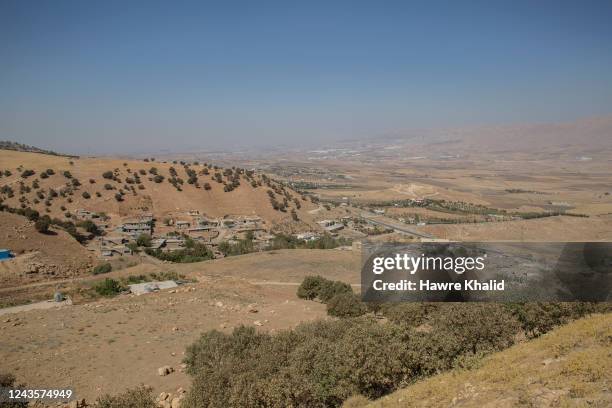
<box><xmin>346</xmin><ymin>313</ymin><xmax>611</xmax><ymax>408</ymax></box>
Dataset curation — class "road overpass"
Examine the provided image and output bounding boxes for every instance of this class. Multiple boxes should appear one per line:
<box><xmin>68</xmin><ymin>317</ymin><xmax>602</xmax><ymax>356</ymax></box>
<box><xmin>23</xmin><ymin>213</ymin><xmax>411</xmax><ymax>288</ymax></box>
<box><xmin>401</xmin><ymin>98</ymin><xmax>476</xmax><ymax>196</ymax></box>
<box><xmin>360</xmin><ymin>212</ymin><xmax>436</xmax><ymax>239</ymax></box>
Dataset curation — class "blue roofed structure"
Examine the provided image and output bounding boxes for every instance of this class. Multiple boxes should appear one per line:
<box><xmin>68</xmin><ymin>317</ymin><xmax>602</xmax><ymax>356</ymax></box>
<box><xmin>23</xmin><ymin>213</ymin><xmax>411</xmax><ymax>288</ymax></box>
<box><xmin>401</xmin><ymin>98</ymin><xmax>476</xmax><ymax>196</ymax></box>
<box><xmin>0</xmin><ymin>249</ymin><xmax>13</xmax><ymax>261</ymax></box>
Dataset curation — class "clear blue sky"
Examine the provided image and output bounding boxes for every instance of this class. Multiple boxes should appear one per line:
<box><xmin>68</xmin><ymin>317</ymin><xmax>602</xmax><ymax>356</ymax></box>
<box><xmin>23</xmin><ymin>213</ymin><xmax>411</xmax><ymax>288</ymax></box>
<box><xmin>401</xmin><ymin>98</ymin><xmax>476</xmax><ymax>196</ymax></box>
<box><xmin>1</xmin><ymin>0</ymin><xmax>612</xmax><ymax>154</ymax></box>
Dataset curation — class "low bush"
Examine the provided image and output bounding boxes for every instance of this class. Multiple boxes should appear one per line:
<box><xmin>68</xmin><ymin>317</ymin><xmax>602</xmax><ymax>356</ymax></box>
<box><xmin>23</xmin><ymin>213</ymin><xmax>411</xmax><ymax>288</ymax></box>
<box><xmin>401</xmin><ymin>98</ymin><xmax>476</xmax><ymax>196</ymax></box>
<box><xmin>136</xmin><ymin>233</ymin><xmax>152</xmax><ymax>247</ymax></box>
<box><xmin>93</xmin><ymin>278</ymin><xmax>124</xmax><ymax>297</ymax></box>
<box><xmin>0</xmin><ymin>373</ymin><xmax>27</xmax><ymax>407</ymax></box>
<box><xmin>92</xmin><ymin>263</ymin><xmax>112</xmax><ymax>275</ymax></box>
<box><xmin>20</xmin><ymin>169</ymin><xmax>35</xmax><ymax>178</ymax></box>
<box><xmin>146</xmin><ymin>242</ymin><xmax>213</xmax><ymax>263</ymax></box>
<box><xmin>218</xmin><ymin>238</ymin><xmax>255</xmax><ymax>256</ymax></box>
<box><xmin>34</xmin><ymin>216</ymin><xmax>51</xmax><ymax>233</ymax></box>
<box><xmin>327</xmin><ymin>292</ymin><xmax>367</xmax><ymax>318</ymax></box>
<box><xmin>319</xmin><ymin>279</ymin><xmax>353</xmax><ymax>302</ymax></box>
<box><xmin>182</xmin><ymin>314</ymin><xmax>514</xmax><ymax>408</ymax></box>
<box><xmin>93</xmin><ymin>385</ymin><xmax>156</xmax><ymax>408</ymax></box>
<box><xmin>297</xmin><ymin>275</ymin><xmax>354</xmax><ymax>304</ymax></box>
<box><xmin>508</xmin><ymin>302</ymin><xmax>607</xmax><ymax>338</ymax></box>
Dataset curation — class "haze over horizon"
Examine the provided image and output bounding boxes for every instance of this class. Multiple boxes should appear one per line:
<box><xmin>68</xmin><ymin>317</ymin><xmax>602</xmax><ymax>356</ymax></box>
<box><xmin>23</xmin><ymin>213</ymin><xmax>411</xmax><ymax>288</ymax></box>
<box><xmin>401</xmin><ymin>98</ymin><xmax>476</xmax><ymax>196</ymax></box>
<box><xmin>2</xmin><ymin>1</ymin><xmax>612</xmax><ymax>155</ymax></box>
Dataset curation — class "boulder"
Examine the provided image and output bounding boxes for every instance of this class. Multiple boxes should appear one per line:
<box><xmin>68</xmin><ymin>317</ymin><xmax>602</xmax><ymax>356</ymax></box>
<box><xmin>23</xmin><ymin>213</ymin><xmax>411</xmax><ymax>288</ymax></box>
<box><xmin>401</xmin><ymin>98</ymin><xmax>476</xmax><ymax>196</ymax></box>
<box><xmin>158</xmin><ymin>365</ymin><xmax>174</xmax><ymax>376</ymax></box>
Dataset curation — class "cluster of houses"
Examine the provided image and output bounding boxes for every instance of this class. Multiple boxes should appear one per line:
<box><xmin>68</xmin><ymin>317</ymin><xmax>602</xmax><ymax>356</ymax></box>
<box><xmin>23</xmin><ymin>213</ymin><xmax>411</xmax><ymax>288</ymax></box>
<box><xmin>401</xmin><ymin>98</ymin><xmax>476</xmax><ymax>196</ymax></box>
<box><xmin>317</xmin><ymin>219</ymin><xmax>345</xmax><ymax>233</ymax></box>
<box><xmin>91</xmin><ymin>209</ymin><xmax>267</xmax><ymax>258</ymax></box>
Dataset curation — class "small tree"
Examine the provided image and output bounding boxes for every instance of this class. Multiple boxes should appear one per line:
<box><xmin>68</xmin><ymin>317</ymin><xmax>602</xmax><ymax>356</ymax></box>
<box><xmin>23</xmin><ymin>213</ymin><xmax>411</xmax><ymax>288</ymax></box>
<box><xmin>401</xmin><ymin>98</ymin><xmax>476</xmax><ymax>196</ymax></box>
<box><xmin>297</xmin><ymin>275</ymin><xmax>326</xmax><ymax>300</ymax></box>
<box><xmin>34</xmin><ymin>216</ymin><xmax>51</xmax><ymax>233</ymax></box>
<box><xmin>92</xmin><ymin>263</ymin><xmax>112</xmax><ymax>275</ymax></box>
<box><xmin>21</xmin><ymin>169</ymin><xmax>35</xmax><ymax>178</ymax></box>
<box><xmin>93</xmin><ymin>278</ymin><xmax>124</xmax><ymax>297</ymax></box>
<box><xmin>136</xmin><ymin>233</ymin><xmax>152</xmax><ymax>247</ymax></box>
<box><xmin>82</xmin><ymin>191</ymin><xmax>91</xmax><ymax>199</ymax></box>
<box><xmin>326</xmin><ymin>292</ymin><xmax>366</xmax><ymax>318</ymax></box>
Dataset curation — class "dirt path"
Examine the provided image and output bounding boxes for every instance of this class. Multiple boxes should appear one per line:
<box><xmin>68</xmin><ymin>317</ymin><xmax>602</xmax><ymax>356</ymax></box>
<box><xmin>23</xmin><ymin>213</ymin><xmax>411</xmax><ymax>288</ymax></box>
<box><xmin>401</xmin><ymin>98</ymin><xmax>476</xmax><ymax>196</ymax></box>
<box><xmin>0</xmin><ymin>299</ymin><xmax>72</xmax><ymax>316</ymax></box>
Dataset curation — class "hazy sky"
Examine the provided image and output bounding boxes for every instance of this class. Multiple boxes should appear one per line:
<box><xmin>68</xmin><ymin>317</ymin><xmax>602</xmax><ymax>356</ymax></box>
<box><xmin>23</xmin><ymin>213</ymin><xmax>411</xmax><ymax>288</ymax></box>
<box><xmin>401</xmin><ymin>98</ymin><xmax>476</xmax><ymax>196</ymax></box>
<box><xmin>1</xmin><ymin>1</ymin><xmax>612</xmax><ymax>154</ymax></box>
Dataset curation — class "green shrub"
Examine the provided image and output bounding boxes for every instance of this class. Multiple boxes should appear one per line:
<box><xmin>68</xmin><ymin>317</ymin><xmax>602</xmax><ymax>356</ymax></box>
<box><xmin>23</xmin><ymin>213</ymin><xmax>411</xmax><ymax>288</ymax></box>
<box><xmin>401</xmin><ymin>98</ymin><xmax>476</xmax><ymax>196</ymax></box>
<box><xmin>183</xmin><ymin>319</ymin><xmax>443</xmax><ymax>407</ymax></box>
<box><xmin>508</xmin><ymin>302</ymin><xmax>606</xmax><ymax>338</ymax></box>
<box><xmin>146</xmin><ymin>243</ymin><xmax>213</xmax><ymax>263</ymax></box>
<box><xmin>430</xmin><ymin>303</ymin><xmax>520</xmax><ymax>355</ymax></box>
<box><xmin>378</xmin><ymin>303</ymin><xmax>440</xmax><ymax>327</ymax></box>
<box><xmin>136</xmin><ymin>233</ymin><xmax>152</xmax><ymax>247</ymax></box>
<box><xmin>297</xmin><ymin>275</ymin><xmax>327</xmax><ymax>300</ymax></box>
<box><xmin>77</xmin><ymin>220</ymin><xmax>101</xmax><ymax>235</ymax></box>
<box><xmin>326</xmin><ymin>292</ymin><xmax>366</xmax><ymax>318</ymax></box>
<box><xmin>93</xmin><ymin>263</ymin><xmax>112</xmax><ymax>275</ymax></box>
<box><xmin>93</xmin><ymin>385</ymin><xmax>156</xmax><ymax>408</ymax></box>
<box><xmin>34</xmin><ymin>216</ymin><xmax>51</xmax><ymax>233</ymax></box>
<box><xmin>0</xmin><ymin>373</ymin><xmax>27</xmax><ymax>407</ymax></box>
<box><xmin>218</xmin><ymin>238</ymin><xmax>254</xmax><ymax>256</ymax></box>
<box><xmin>297</xmin><ymin>275</ymin><xmax>354</xmax><ymax>304</ymax></box>
<box><xmin>93</xmin><ymin>278</ymin><xmax>124</xmax><ymax>297</ymax></box>
<box><xmin>20</xmin><ymin>169</ymin><xmax>35</xmax><ymax>178</ymax></box>
<box><xmin>319</xmin><ymin>279</ymin><xmax>353</xmax><ymax>302</ymax></box>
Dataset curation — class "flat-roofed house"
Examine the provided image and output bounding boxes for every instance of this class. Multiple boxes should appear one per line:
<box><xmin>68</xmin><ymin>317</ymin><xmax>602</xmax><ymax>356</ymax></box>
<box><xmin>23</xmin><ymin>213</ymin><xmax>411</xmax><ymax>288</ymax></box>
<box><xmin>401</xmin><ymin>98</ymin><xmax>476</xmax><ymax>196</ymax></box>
<box><xmin>121</xmin><ymin>219</ymin><xmax>152</xmax><ymax>237</ymax></box>
<box><xmin>175</xmin><ymin>221</ymin><xmax>191</xmax><ymax>229</ymax></box>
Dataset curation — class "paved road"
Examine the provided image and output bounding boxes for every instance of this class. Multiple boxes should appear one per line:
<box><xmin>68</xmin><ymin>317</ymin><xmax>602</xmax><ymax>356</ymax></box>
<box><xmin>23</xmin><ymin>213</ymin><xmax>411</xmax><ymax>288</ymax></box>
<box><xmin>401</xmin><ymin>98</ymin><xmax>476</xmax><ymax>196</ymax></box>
<box><xmin>360</xmin><ymin>212</ymin><xmax>436</xmax><ymax>239</ymax></box>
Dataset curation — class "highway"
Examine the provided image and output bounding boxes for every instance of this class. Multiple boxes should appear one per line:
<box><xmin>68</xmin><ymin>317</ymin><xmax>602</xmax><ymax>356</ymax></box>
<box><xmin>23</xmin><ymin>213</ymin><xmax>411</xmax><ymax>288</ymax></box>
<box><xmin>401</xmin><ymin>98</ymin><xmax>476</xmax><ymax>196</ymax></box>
<box><xmin>360</xmin><ymin>212</ymin><xmax>436</xmax><ymax>239</ymax></box>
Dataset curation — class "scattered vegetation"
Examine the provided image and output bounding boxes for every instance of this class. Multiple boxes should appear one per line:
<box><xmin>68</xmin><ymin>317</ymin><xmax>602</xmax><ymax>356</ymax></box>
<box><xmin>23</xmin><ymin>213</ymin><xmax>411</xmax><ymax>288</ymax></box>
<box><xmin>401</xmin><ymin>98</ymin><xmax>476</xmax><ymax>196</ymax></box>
<box><xmin>92</xmin><ymin>262</ymin><xmax>113</xmax><ymax>275</ymax></box>
<box><xmin>34</xmin><ymin>215</ymin><xmax>51</xmax><ymax>233</ymax></box>
<box><xmin>182</xmin><ymin>299</ymin><xmax>608</xmax><ymax>408</ymax></box>
<box><xmin>0</xmin><ymin>372</ymin><xmax>28</xmax><ymax>407</ymax></box>
<box><xmin>93</xmin><ymin>278</ymin><xmax>125</xmax><ymax>297</ymax></box>
<box><xmin>270</xmin><ymin>233</ymin><xmax>350</xmax><ymax>250</ymax></box>
<box><xmin>93</xmin><ymin>385</ymin><xmax>156</xmax><ymax>408</ymax></box>
<box><xmin>136</xmin><ymin>233</ymin><xmax>152</xmax><ymax>247</ymax></box>
<box><xmin>146</xmin><ymin>239</ymin><xmax>213</xmax><ymax>263</ymax></box>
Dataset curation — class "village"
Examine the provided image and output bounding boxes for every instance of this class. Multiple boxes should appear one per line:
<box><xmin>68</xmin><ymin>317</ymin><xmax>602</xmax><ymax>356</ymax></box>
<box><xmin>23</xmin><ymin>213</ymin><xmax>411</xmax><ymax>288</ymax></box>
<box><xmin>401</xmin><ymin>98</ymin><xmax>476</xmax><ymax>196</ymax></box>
<box><xmin>73</xmin><ymin>207</ymin><xmax>375</xmax><ymax>261</ymax></box>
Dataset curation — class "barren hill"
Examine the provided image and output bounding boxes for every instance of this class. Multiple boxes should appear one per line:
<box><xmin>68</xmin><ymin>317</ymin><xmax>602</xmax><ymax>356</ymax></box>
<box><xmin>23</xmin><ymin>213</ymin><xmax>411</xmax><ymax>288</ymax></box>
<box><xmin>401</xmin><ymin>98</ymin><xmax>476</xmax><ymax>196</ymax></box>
<box><xmin>0</xmin><ymin>150</ymin><xmax>318</xmax><ymax>228</ymax></box>
<box><xmin>0</xmin><ymin>211</ymin><xmax>94</xmax><ymax>287</ymax></box>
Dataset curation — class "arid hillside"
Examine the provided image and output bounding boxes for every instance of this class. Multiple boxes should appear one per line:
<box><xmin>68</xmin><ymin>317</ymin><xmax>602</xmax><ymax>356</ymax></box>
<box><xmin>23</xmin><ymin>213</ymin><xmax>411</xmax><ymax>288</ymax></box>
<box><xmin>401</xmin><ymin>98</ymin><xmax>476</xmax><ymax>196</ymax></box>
<box><xmin>0</xmin><ymin>211</ymin><xmax>94</xmax><ymax>287</ymax></box>
<box><xmin>353</xmin><ymin>313</ymin><xmax>611</xmax><ymax>408</ymax></box>
<box><xmin>0</xmin><ymin>150</ymin><xmax>318</xmax><ymax>228</ymax></box>
<box><xmin>0</xmin><ymin>249</ymin><xmax>358</xmax><ymax>402</ymax></box>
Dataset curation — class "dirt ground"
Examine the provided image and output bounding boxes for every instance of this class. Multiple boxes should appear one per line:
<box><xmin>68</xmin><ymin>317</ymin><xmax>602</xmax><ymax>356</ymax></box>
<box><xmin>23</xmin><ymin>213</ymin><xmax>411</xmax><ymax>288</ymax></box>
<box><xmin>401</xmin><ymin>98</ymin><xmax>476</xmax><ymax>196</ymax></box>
<box><xmin>0</xmin><ymin>212</ymin><xmax>94</xmax><ymax>288</ymax></box>
<box><xmin>0</xmin><ymin>249</ymin><xmax>359</xmax><ymax>402</ymax></box>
